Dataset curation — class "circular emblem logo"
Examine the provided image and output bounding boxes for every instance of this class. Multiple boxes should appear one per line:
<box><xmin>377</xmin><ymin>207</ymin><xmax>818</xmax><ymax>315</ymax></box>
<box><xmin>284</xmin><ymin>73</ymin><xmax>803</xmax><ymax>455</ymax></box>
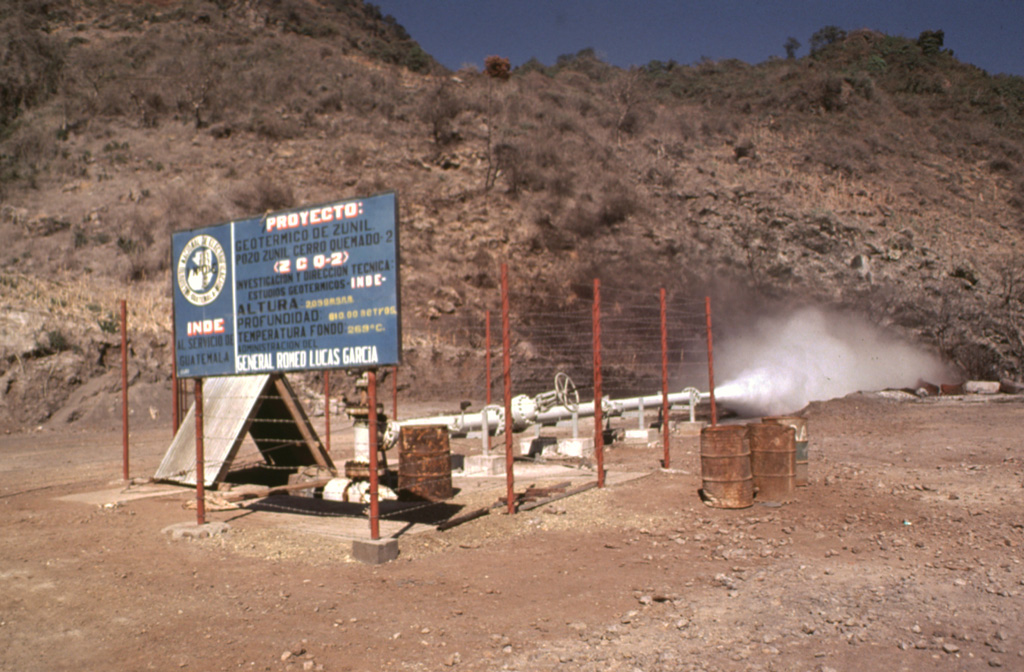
<box><xmin>176</xmin><ymin>234</ymin><xmax>227</xmax><ymax>306</ymax></box>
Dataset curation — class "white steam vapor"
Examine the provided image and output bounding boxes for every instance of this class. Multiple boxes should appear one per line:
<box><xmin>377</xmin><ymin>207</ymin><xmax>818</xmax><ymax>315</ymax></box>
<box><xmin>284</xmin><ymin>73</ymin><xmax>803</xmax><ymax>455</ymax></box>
<box><xmin>713</xmin><ymin>307</ymin><xmax>950</xmax><ymax>416</ymax></box>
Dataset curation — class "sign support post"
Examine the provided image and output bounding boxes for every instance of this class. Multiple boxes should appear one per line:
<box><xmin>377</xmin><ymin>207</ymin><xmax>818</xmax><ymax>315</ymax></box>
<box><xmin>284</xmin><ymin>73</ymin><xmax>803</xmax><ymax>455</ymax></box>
<box><xmin>593</xmin><ymin>278</ymin><xmax>604</xmax><ymax>488</ymax></box>
<box><xmin>502</xmin><ymin>265</ymin><xmax>514</xmax><ymax>514</ymax></box>
<box><xmin>324</xmin><ymin>371</ymin><xmax>331</xmax><ymax>453</ymax></box>
<box><xmin>194</xmin><ymin>378</ymin><xmax>205</xmax><ymax>526</ymax></box>
<box><xmin>368</xmin><ymin>368</ymin><xmax>380</xmax><ymax>540</ymax></box>
<box><xmin>660</xmin><ymin>288</ymin><xmax>670</xmax><ymax>469</ymax></box>
<box><xmin>120</xmin><ymin>299</ymin><xmax>129</xmax><ymax>481</ymax></box>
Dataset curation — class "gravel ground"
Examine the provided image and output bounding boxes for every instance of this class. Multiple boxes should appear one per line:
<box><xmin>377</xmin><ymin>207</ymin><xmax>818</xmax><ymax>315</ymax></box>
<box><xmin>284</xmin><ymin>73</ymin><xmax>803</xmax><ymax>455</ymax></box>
<box><xmin>1</xmin><ymin>392</ymin><xmax>1022</xmax><ymax>672</ymax></box>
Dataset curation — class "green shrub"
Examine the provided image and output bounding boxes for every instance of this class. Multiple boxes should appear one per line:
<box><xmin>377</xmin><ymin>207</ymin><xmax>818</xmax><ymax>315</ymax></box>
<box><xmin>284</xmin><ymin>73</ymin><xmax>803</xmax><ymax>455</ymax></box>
<box><xmin>810</xmin><ymin>25</ymin><xmax>847</xmax><ymax>54</ymax></box>
<box><xmin>865</xmin><ymin>55</ymin><xmax>887</xmax><ymax>73</ymax></box>
<box><xmin>553</xmin><ymin>48</ymin><xmax>614</xmax><ymax>82</ymax></box>
<box><xmin>45</xmin><ymin>329</ymin><xmax>71</xmax><ymax>353</ymax></box>
<box><xmin>116</xmin><ymin>236</ymin><xmax>140</xmax><ymax>255</ymax></box>
<box><xmin>420</xmin><ymin>82</ymin><xmax>462</xmax><ymax>146</ymax></box>
<box><xmin>98</xmin><ymin>311</ymin><xmax>119</xmax><ymax>334</ymax></box>
<box><xmin>230</xmin><ymin>175</ymin><xmax>296</xmax><ymax>215</ymax></box>
<box><xmin>917</xmin><ymin>30</ymin><xmax>945</xmax><ymax>56</ymax></box>
<box><xmin>597</xmin><ymin>184</ymin><xmax>636</xmax><ymax>227</ymax></box>
<box><xmin>0</xmin><ymin>9</ymin><xmax>66</xmax><ymax>131</ymax></box>
<box><xmin>249</xmin><ymin>114</ymin><xmax>303</xmax><ymax>140</ymax></box>
<box><xmin>403</xmin><ymin>45</ymin><xmax>430</xmax><ymax>74</ymax></box>
<box><xmin>514</xmin><ymin>58</ymin><xmax>549</xmax><ymax>77</ymax></box>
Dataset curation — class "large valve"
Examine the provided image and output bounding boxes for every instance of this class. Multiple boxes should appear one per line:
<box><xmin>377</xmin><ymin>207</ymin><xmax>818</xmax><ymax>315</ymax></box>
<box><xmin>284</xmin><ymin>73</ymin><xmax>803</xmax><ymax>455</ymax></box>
<box><xmin>532</xmin><ymin>390</ymin><xmax>558</xmax><ymax>414</ymax></box>
<box><xmin>554</xmin><ymin>371</ymin><xmax>580</xmax><ymax>413</ymax></box>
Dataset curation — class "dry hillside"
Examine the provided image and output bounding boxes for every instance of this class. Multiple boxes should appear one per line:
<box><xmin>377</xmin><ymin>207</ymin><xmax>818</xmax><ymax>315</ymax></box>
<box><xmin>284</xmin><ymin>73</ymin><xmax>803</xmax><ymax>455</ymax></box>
<box><xmin>2</xmin><ymin>0</ymin><xmax>1024</xmax><ymax>431</ymax></box>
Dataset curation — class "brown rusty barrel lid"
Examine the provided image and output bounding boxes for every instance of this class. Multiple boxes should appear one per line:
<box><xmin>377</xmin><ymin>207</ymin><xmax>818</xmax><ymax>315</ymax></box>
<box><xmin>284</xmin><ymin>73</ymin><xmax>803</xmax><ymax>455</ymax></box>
<box><xmin>762</xmin><ymin>415</ymin><xmax>808</xmax><ymax>442</ymax></box>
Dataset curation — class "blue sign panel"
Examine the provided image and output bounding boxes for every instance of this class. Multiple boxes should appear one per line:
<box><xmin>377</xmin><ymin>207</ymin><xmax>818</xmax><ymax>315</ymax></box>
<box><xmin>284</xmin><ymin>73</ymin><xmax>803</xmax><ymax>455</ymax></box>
<box><xmin>172</xmin><ymin>192</ymin><xmax>400</xmax><ymax>378</ymax></box>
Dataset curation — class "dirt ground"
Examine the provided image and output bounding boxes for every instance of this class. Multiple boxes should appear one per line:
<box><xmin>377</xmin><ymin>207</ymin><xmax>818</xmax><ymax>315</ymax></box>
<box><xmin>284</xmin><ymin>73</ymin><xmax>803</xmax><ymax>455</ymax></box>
<box><xmin>1</xmin><ymin>392</ymin><xmax>1023</xmax><ymax>672</ymax></box>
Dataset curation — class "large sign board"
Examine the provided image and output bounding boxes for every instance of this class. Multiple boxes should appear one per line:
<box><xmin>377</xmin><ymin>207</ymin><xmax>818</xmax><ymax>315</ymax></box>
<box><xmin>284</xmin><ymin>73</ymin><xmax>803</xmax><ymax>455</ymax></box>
<box><xmin>172</xmin><ymin>192</ymin><xmax>400</xmax><ymax>378</ymax></box>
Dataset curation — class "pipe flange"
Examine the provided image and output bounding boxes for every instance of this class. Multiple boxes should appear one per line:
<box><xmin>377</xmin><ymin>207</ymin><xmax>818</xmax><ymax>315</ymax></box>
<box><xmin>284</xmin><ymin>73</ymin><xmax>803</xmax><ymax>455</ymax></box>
<box><xmin>481</xmin><ymin>404</ymin><xmax>505</xmax><ymax>435</ymax></box>
<box><xmin>382</xmin><ymin>419</ymin><xmax>399</xmax><ymax>449</ymax></box>
<box><xmin>683</xmin><ymin>387</ymin><xmax>702</xmax><ymax>408</ymax></box>
<box><xmin>510</xmin><ymin>394</ymin><xmax>537</xmax><ymax>431</ymax></box>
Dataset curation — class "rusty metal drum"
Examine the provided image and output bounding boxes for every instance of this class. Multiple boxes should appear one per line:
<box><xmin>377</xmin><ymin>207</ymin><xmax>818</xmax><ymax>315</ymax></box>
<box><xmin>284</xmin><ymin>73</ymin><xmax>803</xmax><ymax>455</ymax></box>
<box><xmin>397</xmin><ymin>425</ymin><xmax>453</xmax><ymax>501</ymax></box>
<box><xmin>763</xmin><ymin>416</ymin><xmax>809</xmax><ymax>486</ymax></box>
<box><xmin>699</xmin><ymin>425</ymin><xmax>753</xmax><ymax>509</ymax></box>
<box><xmin>748</xmin><ymin>423</ymin><xmax>796</xmax><ymax>503</ymax></box>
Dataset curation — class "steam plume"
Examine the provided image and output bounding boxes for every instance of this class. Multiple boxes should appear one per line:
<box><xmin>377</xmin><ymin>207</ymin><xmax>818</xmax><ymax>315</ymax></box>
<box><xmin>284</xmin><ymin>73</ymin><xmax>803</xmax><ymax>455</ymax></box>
<box><xmin>713</xmin><ymin>307</ymin><xmax>950</xmax><ymax>416</ymax></box>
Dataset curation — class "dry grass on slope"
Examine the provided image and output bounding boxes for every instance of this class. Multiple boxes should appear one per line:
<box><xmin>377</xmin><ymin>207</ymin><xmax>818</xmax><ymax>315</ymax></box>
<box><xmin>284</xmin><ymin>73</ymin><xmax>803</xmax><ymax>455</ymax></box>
<box><xmin>0</xmin><ymin>272</ymin><xmax>170</xmax><ymax>340</ymax></box>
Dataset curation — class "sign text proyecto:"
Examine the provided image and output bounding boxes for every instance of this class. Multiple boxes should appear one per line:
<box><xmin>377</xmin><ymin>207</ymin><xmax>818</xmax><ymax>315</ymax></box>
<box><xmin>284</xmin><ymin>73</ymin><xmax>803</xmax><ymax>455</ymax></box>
<box><xmin>265</xmin><ymin>201</ymin><xmax>365</xmax><ymax>232</ymax></box>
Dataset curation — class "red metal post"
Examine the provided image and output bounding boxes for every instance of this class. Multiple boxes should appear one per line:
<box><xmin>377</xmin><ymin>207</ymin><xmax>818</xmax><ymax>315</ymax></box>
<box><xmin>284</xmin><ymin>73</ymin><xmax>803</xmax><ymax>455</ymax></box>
<box><xmin>660</xmin><ymin>288</ymin><xmax>670</xmax><ymax>468</ymax></box>
<box><xmin>705</xmin><ymin>296</ymin><xmax>717</xmax><ymax>426</ymax></box>
<box><xmin>120</xmin><ymin>299</ymin><xmax>129</xmax><ymax>481</ymax></box>
<box><xmin>368</xmin><ymin>369</ymin><xmax>380</xmax><ymax>540</ymax></box>
<box><xmin>180</xmin><ymin>382</ymin><xmax>189</xmax><ymax>431</ymax></box>
<box><xmin>323</xmin><ymin>371</ymin><xmax>331</xmax><ymax>453</ymax></box>
<box><xmin>501</xmin><ymin>265</ymin><xmax>515</xmax><ymax>514</ymax></box>
<box><xmin>593</xmin><ymin>278</ymin><xmax>604</xmax><ymax>488</ymax></box>
<box><xmin>171</xmin><ymin>336</ymin><xmax>179</xmax><ymax>436</ymax></box>
<box><xmin>391</xmin><ymin>366</ymin><xmax>398</xmax><ymax>421</ymax></box>
<box><xmin>485</xmin><ymin>309</ymin><xmax>492</xmax><ymax>452</ymax></box>
<box><xmin>194</xmin><ymin>378</ymin><xmax>205</xmax><ymax>526</ymax></box>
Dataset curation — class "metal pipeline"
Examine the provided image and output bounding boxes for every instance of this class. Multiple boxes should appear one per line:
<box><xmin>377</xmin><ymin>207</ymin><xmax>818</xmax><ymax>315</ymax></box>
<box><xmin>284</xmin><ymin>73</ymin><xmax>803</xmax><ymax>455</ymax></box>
<box><xmin>383</xmin><ymin>373</ymin><xmax>706</xmax><ymax>448</ymax></box>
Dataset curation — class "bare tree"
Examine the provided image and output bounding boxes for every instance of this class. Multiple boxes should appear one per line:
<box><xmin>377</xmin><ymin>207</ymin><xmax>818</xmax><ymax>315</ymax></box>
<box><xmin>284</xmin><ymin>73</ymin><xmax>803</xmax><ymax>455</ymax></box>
<box><xmin>613</xmin><ymin>68</ymin><xmax>645</xmax><ymax>146</ymax></box>
<box><xmin>483</xmin><ymin>56</ymin><xmax>511</xmax><ymax>190</ymax></box>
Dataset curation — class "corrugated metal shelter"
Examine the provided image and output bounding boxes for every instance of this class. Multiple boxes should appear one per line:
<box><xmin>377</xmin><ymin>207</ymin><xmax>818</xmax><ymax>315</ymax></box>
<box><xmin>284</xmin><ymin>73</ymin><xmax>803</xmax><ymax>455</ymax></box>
<box><xmin>155</xmin><ymin>374</ymin><xmax>334</xmax><ymax>487</ymax></box>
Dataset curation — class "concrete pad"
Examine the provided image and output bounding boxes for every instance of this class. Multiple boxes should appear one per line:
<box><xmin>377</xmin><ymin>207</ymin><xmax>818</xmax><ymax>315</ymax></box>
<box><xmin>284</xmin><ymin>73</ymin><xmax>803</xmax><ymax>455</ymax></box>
<box><xmin>464</xmin><ymin>454</ymin><xmax>505</xmax><ymax>476</ymax></box>
<box><xmin>450</xmin><ymin>454</ymin><xmax>465</xmax><ymax>472</ymax></box>
<box><xmin>236</xmin><ymin>468</ymin><xmax>648</xmax><ymax>542</ymax></box>
<box><xmin>520</xmin><ymin>436</ymin><xmax>557</xmax><ymax>457</ymax></box>
<box><xmin>58</xmin><ymin>484</ymin><xmax>185</xmax><ymax>506</ymax></box>
<box><xmin>558</xmin><ymin>437</ymin><xmax>594</xmax><ymax>458</ymax></box>
<box><xmin>352</xmin><ymin>537</ymin><xmax>399</xmax><ymax>564</ymax></box>
<box><xmin>965</xmin><ymin>380</ymin><xmax>1001</xmax><ymax>394</ymax></box>
<box><xmin>677</xmin><ymin>421</ymin><xmax>705</xmax><ymax>436</ymax></box>
<box><xmin>162</xmin><ymin>521</ymin><xmax>231</xmax><ymax>540</ymax></box>
<box><xmin>541</xmin><ymin>444</ymin><xmax>561</xmax><ymax>458</ymax></box>
<box><xmin>624</xmin><ymin>428</ymin><xmax>657</xmax><ymax>443</ymax></box>
<box><xmin>241</xmin><ymin>499</ymin><xmax>438</xmax><ymax>539</ymax></box>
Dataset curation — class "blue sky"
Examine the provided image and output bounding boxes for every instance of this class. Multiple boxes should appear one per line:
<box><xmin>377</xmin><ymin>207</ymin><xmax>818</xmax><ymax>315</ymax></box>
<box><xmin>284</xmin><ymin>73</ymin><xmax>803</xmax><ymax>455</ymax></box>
<box><xmin>373</xmin><ymin>0</ymin><xmax>1024</xmax><ymax>77</ymax></box>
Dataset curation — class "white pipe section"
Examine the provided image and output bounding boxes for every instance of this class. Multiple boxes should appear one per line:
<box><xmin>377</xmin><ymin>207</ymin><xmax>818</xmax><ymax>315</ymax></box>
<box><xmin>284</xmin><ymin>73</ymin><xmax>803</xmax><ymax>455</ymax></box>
<box><xmin>386</xmin><ymin>387</ymin><xmax>707</xmax><ymax>446</ymax></box>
